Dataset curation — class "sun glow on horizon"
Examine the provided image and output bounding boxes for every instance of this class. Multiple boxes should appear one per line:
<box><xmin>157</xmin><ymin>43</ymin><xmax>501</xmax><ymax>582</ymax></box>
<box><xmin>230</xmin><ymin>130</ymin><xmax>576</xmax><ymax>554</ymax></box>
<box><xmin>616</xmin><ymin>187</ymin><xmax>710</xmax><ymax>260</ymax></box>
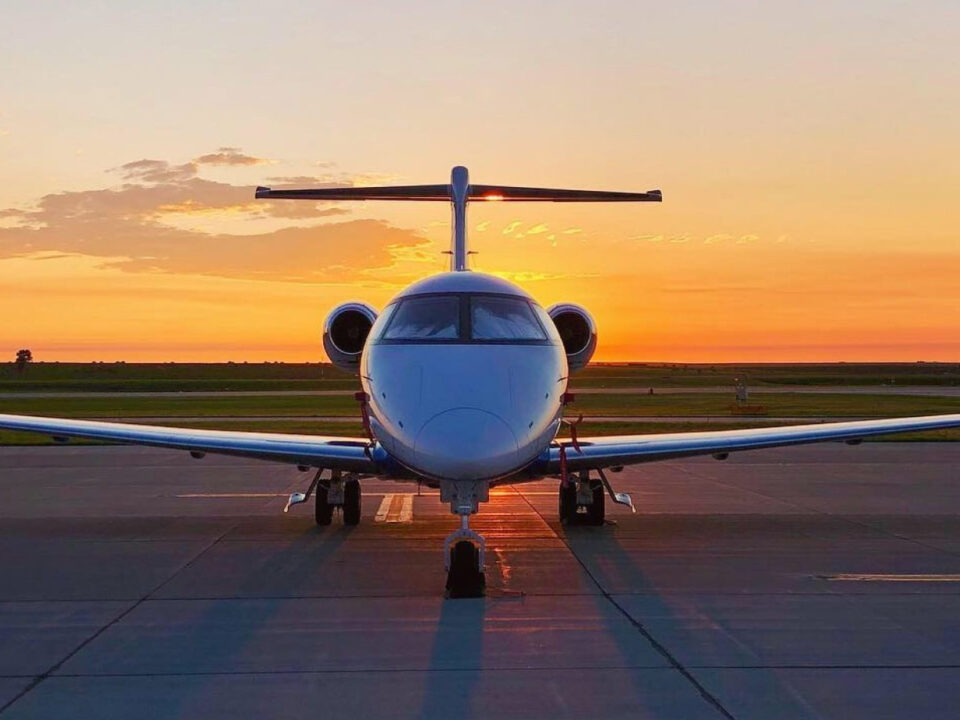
<box><xmin>1</xmin><ymin>2</ymin><xmax>957</xmax><ymax>363</ymax></box>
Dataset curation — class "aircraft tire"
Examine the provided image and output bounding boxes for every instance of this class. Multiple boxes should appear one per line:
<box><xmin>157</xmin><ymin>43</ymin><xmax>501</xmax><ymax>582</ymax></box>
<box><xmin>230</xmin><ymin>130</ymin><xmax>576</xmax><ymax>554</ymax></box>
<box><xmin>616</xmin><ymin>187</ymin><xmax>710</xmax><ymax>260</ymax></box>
<box><xmin>342</xmin><ymin>479</ymin><xmax>361</xmax><ymax>526</ymax></box>
<box><xmin>559</xmin><ymin>482</ymin><xmax>578</xmax><ymax>524</ymax></box>
<box><xmin>315</xmin><ymin>484</ymin><xmax>333</xmax><ymax>526</ymax></box>
<box><xmin>446</xmin><ymin>540</ymin><xmax>485</xmax><ymax>598</ymax></box>
<box><xmin>585</xmin><ymin>481</ymin><xmax>606</xmax><ymax>525</ymax></box>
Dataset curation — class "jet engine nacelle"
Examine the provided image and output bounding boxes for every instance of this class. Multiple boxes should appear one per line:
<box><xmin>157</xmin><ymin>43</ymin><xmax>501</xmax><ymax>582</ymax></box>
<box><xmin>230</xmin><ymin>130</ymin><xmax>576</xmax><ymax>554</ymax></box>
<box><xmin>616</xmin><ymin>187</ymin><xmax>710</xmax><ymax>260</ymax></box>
<box><xmin>322</xmin><ymin>302</ymin><xmax>378</xmax><ymax>372</ymax></box>
<box><xmin>547</xmin><ymin>303</ymin><xmax>597</xmax><ymax>372</ymax></box>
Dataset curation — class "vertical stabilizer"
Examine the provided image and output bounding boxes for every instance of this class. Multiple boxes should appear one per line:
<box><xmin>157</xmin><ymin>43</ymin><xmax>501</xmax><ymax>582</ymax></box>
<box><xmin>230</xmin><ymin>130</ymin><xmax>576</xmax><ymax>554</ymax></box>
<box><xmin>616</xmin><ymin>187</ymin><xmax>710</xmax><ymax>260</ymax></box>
<box><xmin>450</xmin><ymin>166</ymin><xmax>470</xmax><ymax>272</ymax></box>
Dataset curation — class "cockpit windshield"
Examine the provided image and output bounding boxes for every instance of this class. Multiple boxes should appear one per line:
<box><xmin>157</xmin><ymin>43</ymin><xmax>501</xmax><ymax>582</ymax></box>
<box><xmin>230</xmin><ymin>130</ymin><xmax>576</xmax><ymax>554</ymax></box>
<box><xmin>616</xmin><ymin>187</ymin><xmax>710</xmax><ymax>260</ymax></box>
<box><xmin>382</xmin><ymin>296</ymin><xmax>460</xmax><ymax>340</ymax></box>
<box><xmin>377</xmin><ymin>293</ymin><xmax>550</xmax><ymax>344</ymax></box>
<box><xmin>470</xmin><ymin>296</ymin><xmax>546</xmax><ymax>340</ymax></box>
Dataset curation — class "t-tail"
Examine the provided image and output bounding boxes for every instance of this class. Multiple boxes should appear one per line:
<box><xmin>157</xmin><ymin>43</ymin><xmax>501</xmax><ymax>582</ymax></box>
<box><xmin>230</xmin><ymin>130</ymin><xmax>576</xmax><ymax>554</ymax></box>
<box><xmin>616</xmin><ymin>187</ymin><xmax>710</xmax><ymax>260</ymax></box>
<box><xmin>255</xmin><ymin>166</ymin><xmax>662</xmax><ymax>272</ymax></box>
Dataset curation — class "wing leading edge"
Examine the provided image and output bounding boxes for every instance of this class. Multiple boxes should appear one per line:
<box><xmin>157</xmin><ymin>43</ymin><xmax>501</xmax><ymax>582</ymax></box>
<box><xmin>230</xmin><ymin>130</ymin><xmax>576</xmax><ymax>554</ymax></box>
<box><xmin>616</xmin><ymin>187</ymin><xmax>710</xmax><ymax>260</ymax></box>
<box><xmin>0</xmin><ymin>414</ymin><xmax>380</xmax><ymax>473</ymax></box>
<box><xmin>546</xmin><ymin>414</ymin><xmax>960</xmax><ymax>473</ymax></box>
<box><xmin>4</xmin><ymin>412</ymin><xmax>958</xmax><ymax>478</ymax></box>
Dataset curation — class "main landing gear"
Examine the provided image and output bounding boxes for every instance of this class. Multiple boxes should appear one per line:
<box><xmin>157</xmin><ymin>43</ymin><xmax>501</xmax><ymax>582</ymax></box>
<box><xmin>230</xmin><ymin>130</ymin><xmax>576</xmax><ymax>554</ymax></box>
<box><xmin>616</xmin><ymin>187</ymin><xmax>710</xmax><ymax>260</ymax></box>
<box><xmin>284</xmin><ymin>469</ymin><xmax>362</xmax><ymax>526</ymax></box>
<box><xmin>559</xmin><ymin>469</ymin><xmax>635</xmax><ymax>525</ymax></box>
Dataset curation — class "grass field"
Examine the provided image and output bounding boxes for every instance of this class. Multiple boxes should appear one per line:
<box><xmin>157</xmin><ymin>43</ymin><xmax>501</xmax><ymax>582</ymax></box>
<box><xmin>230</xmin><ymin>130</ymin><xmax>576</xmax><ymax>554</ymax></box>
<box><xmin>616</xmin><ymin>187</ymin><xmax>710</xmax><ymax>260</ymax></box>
<box><xmin>2</xmin><ymin>361</ymin><xmax>958</xmax><ymax>393</ymax></box>
<box><xmin>1</xmin><ymin>391</ymin><xmax>958</xmax><ymax>419</ymax></box>
<box><xmin>1</xmin><ymin>362</ymin><xmax>958</xmax><ymax>444</ymax></box>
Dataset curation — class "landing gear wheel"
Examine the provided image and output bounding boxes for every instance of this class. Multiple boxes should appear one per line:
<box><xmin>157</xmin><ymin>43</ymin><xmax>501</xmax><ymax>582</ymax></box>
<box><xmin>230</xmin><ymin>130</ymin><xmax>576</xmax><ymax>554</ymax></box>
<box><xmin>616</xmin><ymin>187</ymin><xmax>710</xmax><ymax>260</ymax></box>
<box><xmin>559</xmin><ymin>481</ymin><xmax>578</xmax><ymax>524</ymax></box>
<box><xmin>315</xmin><ymin>483</ymin><xmax>333</xmax><ymax>526</ymax></box>
<box><xmin>342</xmin><ymin>479</ymin><xmax>361</xmax><ymax>526</ymax></box>
<box><xmin>446</xmin><ymin>540</ymin><xmax>485</xmax><ymax>598</ymax></box>
<box><xmin>585</xmin><ymin>480</ymin><xmax>606</xmax><ymax>526</ymax></box>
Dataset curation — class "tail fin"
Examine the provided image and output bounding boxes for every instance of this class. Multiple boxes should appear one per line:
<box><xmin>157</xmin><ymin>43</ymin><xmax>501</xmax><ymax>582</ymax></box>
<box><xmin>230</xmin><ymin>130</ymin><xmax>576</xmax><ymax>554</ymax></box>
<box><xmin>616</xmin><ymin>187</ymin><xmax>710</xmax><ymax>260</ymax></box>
<box><xmin>255</xmin><ymin>166</ymin><xmax>661</xmax><ymax>271</ymax></box>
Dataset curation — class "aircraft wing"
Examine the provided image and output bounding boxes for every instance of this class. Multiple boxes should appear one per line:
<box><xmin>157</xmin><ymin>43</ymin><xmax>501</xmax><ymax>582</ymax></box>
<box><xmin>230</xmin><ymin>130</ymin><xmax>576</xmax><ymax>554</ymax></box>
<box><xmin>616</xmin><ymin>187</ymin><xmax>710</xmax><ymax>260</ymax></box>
<box><xmin>0</xmin><ymin>414</ymin><xmax>379</xmax><ymax>473</ymax></box>
<box><xmin>549</xmin><ymin>414</ymin><xmax>960</xmax><ymax>472</ymax></box>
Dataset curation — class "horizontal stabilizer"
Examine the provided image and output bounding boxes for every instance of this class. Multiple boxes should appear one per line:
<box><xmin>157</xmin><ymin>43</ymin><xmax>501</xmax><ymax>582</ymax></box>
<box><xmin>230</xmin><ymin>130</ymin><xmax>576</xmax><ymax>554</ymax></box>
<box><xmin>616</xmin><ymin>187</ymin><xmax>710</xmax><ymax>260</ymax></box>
<box><xmin>255</xmin><ymin>185</ymin><xmax>450</xmax><ymax>201</ymax></box>
<box><xmin>468</xmin><ymin>185</ymin><xmax>661</xmax><ymax>202</ymax></box>
<box><xmin>255</xmin><ymin>184</ymin><xmax>662</xmax><ymax>203</ymax></box>
<box><xmin>256</xmin><ymin>166</ymin><xmax>662</xmax><ymax>272</ymax></box>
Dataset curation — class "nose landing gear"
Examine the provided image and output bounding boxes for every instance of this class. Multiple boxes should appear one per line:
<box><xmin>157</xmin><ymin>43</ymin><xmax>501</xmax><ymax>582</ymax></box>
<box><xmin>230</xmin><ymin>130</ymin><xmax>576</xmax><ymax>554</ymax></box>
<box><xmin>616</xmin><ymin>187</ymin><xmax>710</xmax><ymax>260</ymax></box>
<box><xmin>441</xmin><ymin>480</ymin><xmax>488</xmax><ymax>598</ymax></box>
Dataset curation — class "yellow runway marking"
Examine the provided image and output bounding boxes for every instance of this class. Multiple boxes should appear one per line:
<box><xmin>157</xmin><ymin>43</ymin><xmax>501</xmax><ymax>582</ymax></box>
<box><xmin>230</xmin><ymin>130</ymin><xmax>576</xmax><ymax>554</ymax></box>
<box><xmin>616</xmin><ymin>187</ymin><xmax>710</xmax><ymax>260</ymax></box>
<box><xmin>822</xmin><ymin>573</ymin><xmax>960</xmax><ymax>582</ymax></box>
<box><xmin>375</xmin><ymin>494</ymin><xmax>414</xmax><ymax>523</ymax></box>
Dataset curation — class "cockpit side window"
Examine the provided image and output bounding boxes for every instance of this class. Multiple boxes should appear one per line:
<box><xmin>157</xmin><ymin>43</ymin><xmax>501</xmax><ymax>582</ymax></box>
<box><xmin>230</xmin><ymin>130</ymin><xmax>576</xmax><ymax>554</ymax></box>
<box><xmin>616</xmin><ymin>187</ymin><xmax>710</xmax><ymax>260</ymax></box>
<box><xmin>368</xmin><ymin>303</ymin><xmax>398</xmax><ymax>341</ymax></box>
<box><xmin>470</xmin><ymin>296</ymin><xmax>547</xmax><ymax>341</ymax></box>
<box><xmin>382</xmin><ymin>296</ymin><xmax>460</xmax><ymax>340</ymax></box>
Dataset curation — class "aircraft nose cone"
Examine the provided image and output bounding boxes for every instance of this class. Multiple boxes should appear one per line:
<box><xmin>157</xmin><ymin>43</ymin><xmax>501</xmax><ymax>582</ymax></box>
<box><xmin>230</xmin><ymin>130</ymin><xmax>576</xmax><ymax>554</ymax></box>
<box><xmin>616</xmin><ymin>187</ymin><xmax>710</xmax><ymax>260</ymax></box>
<box><xmin>415</xmin><ymin>409</ymin><xmax>519</xmax><ymax>480</ymax></box>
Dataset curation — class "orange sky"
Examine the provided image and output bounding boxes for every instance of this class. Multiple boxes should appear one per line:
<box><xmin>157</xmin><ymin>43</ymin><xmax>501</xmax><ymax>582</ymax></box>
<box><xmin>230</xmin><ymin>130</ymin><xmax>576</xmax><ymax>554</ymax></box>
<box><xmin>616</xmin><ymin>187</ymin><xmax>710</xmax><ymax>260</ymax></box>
<box><xmin>1</xmin><ymin>2</ymin><xmax>958</xmax><ymax>363</ymax></box>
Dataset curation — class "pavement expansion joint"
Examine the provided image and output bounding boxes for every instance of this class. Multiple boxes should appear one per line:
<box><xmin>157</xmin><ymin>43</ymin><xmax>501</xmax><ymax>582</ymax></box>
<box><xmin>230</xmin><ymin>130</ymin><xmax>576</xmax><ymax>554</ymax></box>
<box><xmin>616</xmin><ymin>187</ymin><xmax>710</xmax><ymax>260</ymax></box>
<box><xmin>513</xmin><ymin>487</ymin><xmax>739</xmax><ymax>720</ymax></box>
<box><xmin>0</xmin><ymin>492</ymin><xmax>266</xmax><ymax>715</ymax></box>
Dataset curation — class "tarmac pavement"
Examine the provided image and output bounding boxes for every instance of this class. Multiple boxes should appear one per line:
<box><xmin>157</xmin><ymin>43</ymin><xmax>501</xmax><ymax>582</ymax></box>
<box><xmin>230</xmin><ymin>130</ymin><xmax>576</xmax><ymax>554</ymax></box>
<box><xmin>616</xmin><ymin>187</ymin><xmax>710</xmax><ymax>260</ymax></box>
<box><xmin>1</xmin><ymin>443</ymin><xmax>959</xmax><ymax>718</ymax></box>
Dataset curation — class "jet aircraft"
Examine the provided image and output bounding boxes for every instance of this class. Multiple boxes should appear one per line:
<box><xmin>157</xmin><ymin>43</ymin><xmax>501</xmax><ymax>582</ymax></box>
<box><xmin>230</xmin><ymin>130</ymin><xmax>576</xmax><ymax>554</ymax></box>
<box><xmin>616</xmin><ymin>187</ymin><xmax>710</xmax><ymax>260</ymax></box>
<box><xmin>2</xmin><ymin>166</ymin><xmax>959</xmax><ymax>597</ymax></box>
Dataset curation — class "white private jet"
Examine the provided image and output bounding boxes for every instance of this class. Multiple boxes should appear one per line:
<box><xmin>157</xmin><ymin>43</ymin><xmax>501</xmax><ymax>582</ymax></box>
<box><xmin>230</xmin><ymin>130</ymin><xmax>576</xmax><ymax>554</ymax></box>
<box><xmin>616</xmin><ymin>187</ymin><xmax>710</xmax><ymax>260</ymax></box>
<box><xmin>2</xmin><ymin>166</ymin><xmax>959</xmax><ymax>597</ymax></box>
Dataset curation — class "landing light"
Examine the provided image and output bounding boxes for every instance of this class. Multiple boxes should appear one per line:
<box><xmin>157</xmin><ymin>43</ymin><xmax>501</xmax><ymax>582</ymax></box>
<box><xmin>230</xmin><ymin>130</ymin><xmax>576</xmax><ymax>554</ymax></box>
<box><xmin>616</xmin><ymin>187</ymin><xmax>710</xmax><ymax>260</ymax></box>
<box><xmin>481</xmin><ymin>194</ymin><xmax>504</xmax><ymax>201</ymax></box>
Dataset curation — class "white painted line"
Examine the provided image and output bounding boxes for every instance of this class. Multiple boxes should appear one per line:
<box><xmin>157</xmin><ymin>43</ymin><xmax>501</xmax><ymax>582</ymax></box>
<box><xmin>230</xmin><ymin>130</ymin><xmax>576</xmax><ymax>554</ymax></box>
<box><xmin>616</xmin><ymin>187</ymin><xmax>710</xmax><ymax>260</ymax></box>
<box><xmin>398</xmin><ymin>493</ymin><xmax>413</xmax><ymax>522</ymax></box>
<box><xmin>375</xmin><ymin>493</ymin><xmax>414</xmax><ymax>523</ymax></box>
<box><xmin>387</xmin><ymin>494</ymin><xmax>403</xmax><ymax>522</ymax></box>
<box><xmin>504</xmin><ymin>491</ymin><xmax>563</xmax><ymax>497</ymax></box>
<box><xmin>821</xmin><ymin>573</ymin><xmax>960</xmax><ymax>583</ymax></box>
<box><xmin>375</xmin><ymin>494</ymin><xmax>394</xmax><ymax>522</ymax></box>
<box><xmin>176</xmin><ymin>493</ymin><xmax>288</xmax><ymax>498</ymax></box>
<box><xmin>179</xmin><ymin>492</ymin><xmax>399</xmax><ymax>500</ymax></box>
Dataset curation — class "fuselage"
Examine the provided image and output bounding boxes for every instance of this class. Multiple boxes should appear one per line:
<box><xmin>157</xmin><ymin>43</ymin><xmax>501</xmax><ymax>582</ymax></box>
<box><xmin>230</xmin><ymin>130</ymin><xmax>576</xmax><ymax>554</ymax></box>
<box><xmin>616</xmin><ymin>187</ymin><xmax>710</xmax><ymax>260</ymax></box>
<box><xmin>361</xmin><ymin>272</ymin><xmax>568</xmax><ymax>482</ymax></box>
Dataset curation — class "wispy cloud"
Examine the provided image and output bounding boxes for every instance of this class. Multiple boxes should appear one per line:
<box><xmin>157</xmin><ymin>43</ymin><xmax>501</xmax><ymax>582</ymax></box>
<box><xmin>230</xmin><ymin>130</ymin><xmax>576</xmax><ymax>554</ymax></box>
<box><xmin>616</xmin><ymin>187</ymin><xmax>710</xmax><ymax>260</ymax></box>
<box><xmin>116</xmin><ymin>158</ymin><xmax>198</xmax><ymax>183</ymax></box>
<box><xmin>629</xmin><ymin>232</ymin><xmax>776</xmax><ymax>245</ymax></box>
<box><xmin>0</xmin><ymin>152</ymin><xmax>431</xmax><ymax>283</ymax></box>
<box><xmin>265</xmin><ymin>175</ymin><xmax>337</xmax><ymax>186</ymax></box>
<box><xmin>194</xmin><ymin>147</ymin><xmax>270</xmax><ymax>166</ymax></box>
<box><xmin>264</xmin><ymin>171</ymin><xmax>400</xmax><ymax>188</ymax></box>
<box><xmin>488</xmin><ymin>270</ymin><xmax>599</xmax><ymax>283</ymax></box>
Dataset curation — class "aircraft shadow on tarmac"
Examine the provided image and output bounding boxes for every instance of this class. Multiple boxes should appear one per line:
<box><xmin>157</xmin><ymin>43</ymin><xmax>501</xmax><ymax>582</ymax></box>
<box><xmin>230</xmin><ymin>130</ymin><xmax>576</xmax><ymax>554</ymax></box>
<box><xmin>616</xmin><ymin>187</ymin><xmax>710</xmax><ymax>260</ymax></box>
<box><xmin>557</xmin><ymin>519</ymin><xmax>815</xmax><ymax>718</ymax></box>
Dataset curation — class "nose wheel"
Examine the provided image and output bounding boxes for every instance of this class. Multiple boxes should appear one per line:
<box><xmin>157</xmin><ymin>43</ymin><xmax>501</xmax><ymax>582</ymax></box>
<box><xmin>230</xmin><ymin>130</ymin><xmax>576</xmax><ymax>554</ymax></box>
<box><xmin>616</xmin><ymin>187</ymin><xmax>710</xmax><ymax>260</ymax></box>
<box><xmin>444</xmin><ymin>513</ymin><xmax>486</xmax><ymax>598</ymax></box>
<box><xmin>446</xmin><ymin>540</ymin><xmax>485</xmax><ymax>598</ymax></box>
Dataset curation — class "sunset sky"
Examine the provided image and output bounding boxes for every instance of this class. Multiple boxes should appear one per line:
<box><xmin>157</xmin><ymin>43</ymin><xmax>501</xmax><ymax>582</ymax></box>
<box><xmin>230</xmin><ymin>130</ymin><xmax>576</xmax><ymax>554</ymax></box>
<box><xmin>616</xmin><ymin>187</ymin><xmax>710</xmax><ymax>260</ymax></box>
<box><xmin>1</xmin><ymin>1</ymin><xmax>958</xmax><ymax>362</ymax></box>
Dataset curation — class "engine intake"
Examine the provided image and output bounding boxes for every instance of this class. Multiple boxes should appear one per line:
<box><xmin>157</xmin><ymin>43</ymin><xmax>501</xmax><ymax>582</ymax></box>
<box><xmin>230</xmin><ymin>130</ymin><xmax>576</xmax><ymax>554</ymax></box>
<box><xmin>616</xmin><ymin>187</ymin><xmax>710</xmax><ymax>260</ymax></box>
<box><xmin>323</xmin><ymin>302</ymin><xmax>377</xmax><ymax>372</ymax></box>
<box><xmin>547</xmin><ymin>303</ymin><xmax>597</xmax><ymax>372</ymax></box>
